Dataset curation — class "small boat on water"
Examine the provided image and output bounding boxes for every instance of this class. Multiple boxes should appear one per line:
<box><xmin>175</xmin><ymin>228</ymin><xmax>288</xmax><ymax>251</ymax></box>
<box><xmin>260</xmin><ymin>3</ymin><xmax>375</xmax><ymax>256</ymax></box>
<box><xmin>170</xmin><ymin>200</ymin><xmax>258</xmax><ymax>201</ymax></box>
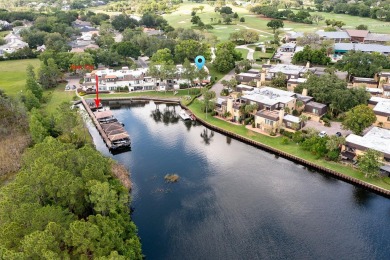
<box><xmin>179</xmin><ymin>110</ymin><xmax>192</xmax><ymax>121</ymax></box>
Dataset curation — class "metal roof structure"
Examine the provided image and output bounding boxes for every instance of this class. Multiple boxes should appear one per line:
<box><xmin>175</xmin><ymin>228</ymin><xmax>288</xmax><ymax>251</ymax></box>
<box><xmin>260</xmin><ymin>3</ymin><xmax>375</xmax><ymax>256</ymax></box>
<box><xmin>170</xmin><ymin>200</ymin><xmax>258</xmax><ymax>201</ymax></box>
<box><xmin>334</xmin><ymin>43</ymin><xmax>390</xmax><ymax>54</ymax></box>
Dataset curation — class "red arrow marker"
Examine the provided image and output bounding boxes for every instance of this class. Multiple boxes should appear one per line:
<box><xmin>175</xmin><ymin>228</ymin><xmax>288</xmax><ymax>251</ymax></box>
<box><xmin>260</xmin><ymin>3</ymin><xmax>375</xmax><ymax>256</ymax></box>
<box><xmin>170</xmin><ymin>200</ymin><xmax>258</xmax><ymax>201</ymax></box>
<box><xmin>94</xmin><ymin>74</ymin><xmax>101</xmax><ymax>107</ymax></box>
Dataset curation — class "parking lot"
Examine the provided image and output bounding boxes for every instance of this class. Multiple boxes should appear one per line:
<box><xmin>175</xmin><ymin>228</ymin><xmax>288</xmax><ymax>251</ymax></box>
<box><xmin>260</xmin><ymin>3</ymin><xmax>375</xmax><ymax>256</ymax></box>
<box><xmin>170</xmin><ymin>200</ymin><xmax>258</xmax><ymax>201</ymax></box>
<box><xmin>303</xmin><ymin>120</ymin><xmax>352</xmax><ymax>137</ymax></box>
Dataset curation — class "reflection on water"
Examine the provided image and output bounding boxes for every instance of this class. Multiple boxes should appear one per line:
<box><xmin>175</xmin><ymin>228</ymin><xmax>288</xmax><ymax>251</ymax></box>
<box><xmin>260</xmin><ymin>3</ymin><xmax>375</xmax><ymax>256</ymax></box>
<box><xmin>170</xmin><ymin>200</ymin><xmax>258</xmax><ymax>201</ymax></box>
<box><xmin>89</xmin><ymin>102</ymin><xmax>390</xmax><ymax>260</ymax></box>
<box><xmin>353</xmin><ymin>187</ymin><xmax>374</xmax><ymax>207</ymax></box>
<box><xmin>226</xmin><ymin>136</ymin><xmax>232</xmax><ymax>145</ymax></box>
<box><xmin>200</xmin><ymin>129</ymin><xmax>214</xmax><ymax>145</ymax></box>
<box><xmin>150</xmin><ymin>105</ymin><xmax>180</xmax><ymax>125</ymax></box>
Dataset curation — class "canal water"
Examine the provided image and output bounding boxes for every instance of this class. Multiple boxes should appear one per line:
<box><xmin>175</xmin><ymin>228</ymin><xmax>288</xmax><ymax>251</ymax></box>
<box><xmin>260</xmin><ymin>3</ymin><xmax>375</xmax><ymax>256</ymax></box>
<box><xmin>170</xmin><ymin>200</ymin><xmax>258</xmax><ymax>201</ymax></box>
<box><xmin>91</xmin><ymin>102</ymin><xmax>390</xmax><ymax>260</ymax></box>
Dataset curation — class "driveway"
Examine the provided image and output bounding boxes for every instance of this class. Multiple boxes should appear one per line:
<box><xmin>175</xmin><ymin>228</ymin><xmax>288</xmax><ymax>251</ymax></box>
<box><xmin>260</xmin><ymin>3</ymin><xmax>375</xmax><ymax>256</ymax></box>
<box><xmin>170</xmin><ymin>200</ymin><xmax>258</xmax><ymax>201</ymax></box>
<box><xmin>210</xmin><ymin>69</ymin><xmax>236</xmax><ymax>99</ymax></box>
<box><xmin>303</xmin><ymin>120</ymin><xmax>352</xmax><ymax>137</ymax></box>
<box><xmin>65</xmin><ymin>75</ymin><xmax>82</xmax><ymax>91</ymax></box>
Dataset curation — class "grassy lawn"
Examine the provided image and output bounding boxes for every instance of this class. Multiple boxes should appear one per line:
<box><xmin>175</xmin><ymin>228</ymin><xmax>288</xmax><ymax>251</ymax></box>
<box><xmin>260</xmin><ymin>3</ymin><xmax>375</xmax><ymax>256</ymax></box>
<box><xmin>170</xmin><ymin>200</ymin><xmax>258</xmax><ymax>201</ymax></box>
<box><xmin>253</xmin><ymin>51</ymin><xmax>274</xmax><ymax>60</ymax></box>
<box><xmin>189</xmin><ymin>99</ymin><xmax>390</xmax><ymax>191</ymax></box>
<box><xmin>207</xmin><ymin>63</ymin><xmax>226</xmax><ymax>81</ymax></box>
<box><xmin>0</xmin><ymin>59</ymin><xmax>40</xmax><ymax>96</ymax></box>
<box><xmin>43</xmin><ymin>84</ymin><xmax>76</xmax><ymax>114</ymax></box>
<box><xmin>236</xmin><ymin>48</ymin><xmax>249</xmax><ymax>59</ymax></box>
<box><xmin>164</xmin><ymin>2</ymin><xmax>390</xmax><ymax>42</ymax></box>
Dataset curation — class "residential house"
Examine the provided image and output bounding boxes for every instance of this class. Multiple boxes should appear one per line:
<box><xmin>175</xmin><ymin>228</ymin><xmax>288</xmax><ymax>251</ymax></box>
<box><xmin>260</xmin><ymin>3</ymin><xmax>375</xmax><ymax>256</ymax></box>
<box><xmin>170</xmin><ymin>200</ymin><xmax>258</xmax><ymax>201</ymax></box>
<box><xmin>241</xmin><ymin>87</ymin><xmax>297</xmax><ymax>112</ymax></box>
<box><xmin>284</xmin><ymin>31</ymin><xmax>304</xmax><ymax>43</ymax></box>
<box><xmin>83</xmin><ymin>65</ymin><xmax>210</xmax><ymax>92</ymax></box>
<box><xmin>303</xmin><ymin>101</ymin><xmax>327</xmax><ymax>121</ymax></box>
<box><xmin>379</xmin><ymin>72</ymin><xmax>390</xmax><ymax>88</ymax></box>
<box><xmin>280</xmin><ymin>43</ymin><xmax>296</xmax><ymax>52</ymax></box>
<box><xmin>316</xmin><ymin>31</ymin><xmax>350</xmax><ymax>43</ymax></box>
<box><xmin>236</xmin><ymin>72</ymin><xmax>260</xmax><ymax>84</ymax></box>
<box><xmin>0</xmin><ymin>33</ymin><xmax>29</xmax><ymax>56</ymax></box>
<box><xmin>369</xmin><ymin>96</ymin><xmax>390</xmax><ymax>129</ymax></box>
<box><xmin>236</xmin><ymin>84</ymin><xmax>254</xmax><ymax>93</ymax></box>
<box><xmin>345</xmin><ymin>29</ymin><xmax>369</xmax><ymax>43</ymax></box>
<box><xmin>342</xmin><ymin>127</ymin><xmax>390</xmax><ymax>163</ymax></box>
<box><xmin>352</xmin><ymin>77</ymin><xmax>378</xmax><ymax>88</ymax></box>
<box><xmin>254</xmin><ymin>109</ymin><xmax>303</xmax><ymax>133</ymax></box>
<box><xmin>287</xmin><ymin>78</ymin><xmax>307</xmax><ymax>92</ymax></box>
<box><xmin>383</xmin><ymin>85</ymin><xmax>390</xmax><ymax>97</ymax></box>
<box><xmin>364</xmin><ymin>33</ymin><xmax>390</xmax><ymax>44</ymax></box>
<box><xmin>260</xmin><ymin>64</ymin><xmax>311</xmax><ymax>87</ymax></box>
<box><xmin>224</xmin><ymin>96</ymin><xmax>246</xmax><ymax>122</ymax></box>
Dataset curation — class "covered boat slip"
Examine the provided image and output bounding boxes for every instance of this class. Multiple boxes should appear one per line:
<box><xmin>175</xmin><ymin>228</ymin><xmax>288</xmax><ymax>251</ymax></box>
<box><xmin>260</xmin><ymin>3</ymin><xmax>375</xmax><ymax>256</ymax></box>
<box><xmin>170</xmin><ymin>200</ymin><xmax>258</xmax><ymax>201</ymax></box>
<box><xmin>82</xmin><ymin>99</ymin><xmax>131</xmax><ymax>150</ymax></box>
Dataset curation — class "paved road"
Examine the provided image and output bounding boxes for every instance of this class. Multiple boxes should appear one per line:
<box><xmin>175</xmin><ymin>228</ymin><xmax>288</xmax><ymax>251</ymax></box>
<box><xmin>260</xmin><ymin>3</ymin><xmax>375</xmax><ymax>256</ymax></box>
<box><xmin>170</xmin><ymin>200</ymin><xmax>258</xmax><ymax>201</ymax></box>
<box><xmin>210</xmin><ymin>69</ymin><xmax>236</xmax><ymax>99</ymax></box>
<box><xmin>137</xmin><ymin>57</ymin><xmax>148</xmax><ymax>68</ymax></box>
<box><xmin>236</xmin><ymin>45</ymin><xmax>255</xmax><ymax>60</ymax></box>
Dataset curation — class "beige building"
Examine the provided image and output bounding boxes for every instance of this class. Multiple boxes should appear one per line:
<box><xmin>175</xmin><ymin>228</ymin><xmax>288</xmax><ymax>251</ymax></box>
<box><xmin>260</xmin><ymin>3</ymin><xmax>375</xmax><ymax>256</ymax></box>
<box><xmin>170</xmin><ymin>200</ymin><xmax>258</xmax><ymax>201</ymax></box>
<box><xmin>342</xmin><ymin>127</ymin><xmax>390</xmax><ymax>163</ymax></box>
<box><xmin>369</xmin><ymin>97</ymin><xmax>390</xmax><ymax>129</ymax></box>
<box><xmin>287</xmin><ymin>78</ymin><xmax>307</xmax><ymax>92</ymax></box>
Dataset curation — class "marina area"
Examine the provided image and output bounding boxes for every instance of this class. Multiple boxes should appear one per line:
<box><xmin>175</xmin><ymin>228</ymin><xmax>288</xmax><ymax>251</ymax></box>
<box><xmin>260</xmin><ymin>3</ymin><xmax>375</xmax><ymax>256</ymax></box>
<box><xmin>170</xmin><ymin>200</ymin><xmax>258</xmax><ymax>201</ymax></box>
<box><xmin>82</xmin><ymin>99</ymin><xmax>131</xmax><ymax>150</ymax></box>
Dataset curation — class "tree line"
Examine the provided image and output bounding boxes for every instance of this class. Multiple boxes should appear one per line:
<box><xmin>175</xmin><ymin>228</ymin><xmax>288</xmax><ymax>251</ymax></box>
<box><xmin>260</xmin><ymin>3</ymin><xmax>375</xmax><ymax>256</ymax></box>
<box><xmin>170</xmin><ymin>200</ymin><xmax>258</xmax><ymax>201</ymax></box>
<box><xmin>314</xmin><ymin>0</ymin><xmax>390</xmax><ymax>22</ymax></box>
<box><xmin>0</xmin><ymin>63</ymin><xmax>143</xmax><ymax>258</ymax></box>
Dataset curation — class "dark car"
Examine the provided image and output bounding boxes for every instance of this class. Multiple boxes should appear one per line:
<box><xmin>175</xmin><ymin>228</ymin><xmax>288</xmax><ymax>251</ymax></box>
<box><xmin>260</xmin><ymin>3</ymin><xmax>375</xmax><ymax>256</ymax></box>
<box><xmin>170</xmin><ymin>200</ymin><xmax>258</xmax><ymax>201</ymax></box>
<box><xmin>335</xmin><ymin>132</ymin><xmax>342</xmax><ymax>137</ymax></box>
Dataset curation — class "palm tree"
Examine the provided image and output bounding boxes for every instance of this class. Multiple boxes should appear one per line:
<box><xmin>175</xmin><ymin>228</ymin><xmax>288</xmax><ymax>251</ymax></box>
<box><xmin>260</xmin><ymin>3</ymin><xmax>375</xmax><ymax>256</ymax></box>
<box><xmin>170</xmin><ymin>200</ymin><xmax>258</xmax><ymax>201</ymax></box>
<box><xmin>200</xmin><ymin>129</ymin><xmax>214</xmax><ymax>145</ymax></box>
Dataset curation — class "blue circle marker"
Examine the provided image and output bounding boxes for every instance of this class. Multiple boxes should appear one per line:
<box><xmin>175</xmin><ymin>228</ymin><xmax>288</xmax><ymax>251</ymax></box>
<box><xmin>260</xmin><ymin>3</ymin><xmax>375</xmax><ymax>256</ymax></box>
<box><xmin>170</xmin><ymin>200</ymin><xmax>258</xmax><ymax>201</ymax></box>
<box><xmin>194</xmin><ymin>55</ymin><xmax>205</xmax><ymax>70</ymax></box>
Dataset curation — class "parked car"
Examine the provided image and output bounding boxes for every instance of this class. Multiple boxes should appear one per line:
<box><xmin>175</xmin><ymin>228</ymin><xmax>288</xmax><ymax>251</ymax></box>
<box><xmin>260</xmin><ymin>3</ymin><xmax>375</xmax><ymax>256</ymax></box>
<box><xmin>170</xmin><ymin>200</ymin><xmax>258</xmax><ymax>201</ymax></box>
<box><xmin>318</xmin><ymin>131</ymin><xmax>327</xmax><ymax>138</ymax></box>
<box><xmin>335</xmin><ymin>132</ymin><xmax>342</xmax><ymax>137</ymax></box>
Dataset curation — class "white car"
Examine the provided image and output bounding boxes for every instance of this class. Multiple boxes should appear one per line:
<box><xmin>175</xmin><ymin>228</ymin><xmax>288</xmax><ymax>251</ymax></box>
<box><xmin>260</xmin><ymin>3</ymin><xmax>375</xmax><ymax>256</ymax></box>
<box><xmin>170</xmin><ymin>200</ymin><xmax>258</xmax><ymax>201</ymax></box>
<box><xmin>318</xmin><ymin>131</ymin><xmax>327</xmax><ymax>138</ymax></box>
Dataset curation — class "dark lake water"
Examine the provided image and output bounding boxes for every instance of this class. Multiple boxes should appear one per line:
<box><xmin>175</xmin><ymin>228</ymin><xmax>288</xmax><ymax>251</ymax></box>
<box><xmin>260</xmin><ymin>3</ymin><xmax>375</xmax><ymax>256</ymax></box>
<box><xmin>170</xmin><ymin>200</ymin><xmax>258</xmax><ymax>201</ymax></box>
<box><xmin>90</xmin><ymin>101</ymin><xmax>390</xmax><ymax>260</ymax></box>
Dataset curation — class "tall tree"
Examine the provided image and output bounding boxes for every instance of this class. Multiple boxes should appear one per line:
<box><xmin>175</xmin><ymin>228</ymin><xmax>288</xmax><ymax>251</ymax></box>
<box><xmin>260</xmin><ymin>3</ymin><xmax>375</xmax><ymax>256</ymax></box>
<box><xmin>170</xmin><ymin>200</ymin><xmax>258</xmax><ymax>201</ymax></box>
<box><xmin>267</xmin><ymin>19</ymin><xmax>284</xmax><ymax>33</ymax></box>
<box><xmin>357</xmin><ymin>149</ymin><xmax>383</xmax><ymax>178</ymax></box>
<box><xmin>174</xmin><ymin>39</ymin><xmax>211</xmax><ymax>63</ymax></box>
<box><xmin>151</xmin><ymin>48</ymin><xmax>173</xmax><ymax>64</ymax></box>
<box><xmin>38</xmin><ymin>58</ymin><xmax>62</xmax><ymax>89</ymax></box>
<box><xmin>270</xmin><ymin>72</ymin><xmax>287</xmax><ymax>90</ymax></box>
<box><xmin>213</xmin><ymin>41</ymin><xmax>242</xmax><ymax>73</ymax></box>
<box><xmin>336</xmin><ymin>51</ymin><xmax>390</xmax><ymax>79</ymax></box>
<box><xmin>342</xmin><ymin>105</ymin><xmax>376</xmax><ymax>135</ymax></box>
<box><xmin>25</xmin><ymin>64</ymin><xmax>43</xmax><ymax>101</ymax></box>
<box><xmin>201</xmin><ymin>88</ymin><xmax>216</xmax><ymax>119</ymax></box>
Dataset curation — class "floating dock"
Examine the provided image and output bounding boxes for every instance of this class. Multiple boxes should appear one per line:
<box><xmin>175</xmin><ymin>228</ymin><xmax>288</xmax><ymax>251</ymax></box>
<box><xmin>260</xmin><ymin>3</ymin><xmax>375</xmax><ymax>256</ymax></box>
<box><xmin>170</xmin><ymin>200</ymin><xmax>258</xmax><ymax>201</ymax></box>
<box><xmin>81</xmin><ymin>99</ymin><xmax>131</xmax><ymax>150</ymax></box>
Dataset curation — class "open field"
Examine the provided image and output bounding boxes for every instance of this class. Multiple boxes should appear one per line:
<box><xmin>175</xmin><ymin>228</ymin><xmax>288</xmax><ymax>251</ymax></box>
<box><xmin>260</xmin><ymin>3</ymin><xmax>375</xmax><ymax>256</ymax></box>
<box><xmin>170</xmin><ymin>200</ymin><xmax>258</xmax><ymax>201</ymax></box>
<box><xmin>164</xmin><ymin>2</ymin><xmax>390</xmax><ymax>42</ymax></box>
<box><xmin>0</xmin><ymin>59</ymin><xmax>40</xmax><ymax>96</ymax></box>
<box><xmin>189</xmin><ymin>99</ymin><xmax>390</xmax><ymax>191</ymax></box>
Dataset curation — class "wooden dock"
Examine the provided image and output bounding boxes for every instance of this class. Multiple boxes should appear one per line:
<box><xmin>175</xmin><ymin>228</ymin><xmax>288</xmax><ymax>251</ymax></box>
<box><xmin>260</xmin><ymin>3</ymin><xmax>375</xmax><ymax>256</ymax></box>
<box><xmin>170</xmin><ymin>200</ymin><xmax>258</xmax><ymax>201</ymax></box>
<box><xmin>81</xmin><ymin>99</ymin><xmax>113</xmax><ymax>149</ymax></box>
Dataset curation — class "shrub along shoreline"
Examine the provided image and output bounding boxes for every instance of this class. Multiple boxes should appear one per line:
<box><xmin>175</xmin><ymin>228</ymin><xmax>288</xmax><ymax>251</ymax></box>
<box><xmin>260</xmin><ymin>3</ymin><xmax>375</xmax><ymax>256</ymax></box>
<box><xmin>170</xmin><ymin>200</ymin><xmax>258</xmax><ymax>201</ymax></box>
<box><xmin>185</xmin><ymin>99</ymin><xmax>390</xmax><ymax>196</ymax></box>
<box><xmin>92</xmin><ymin>96</ymin><xmax>390</xmax><ymax>195</ymax></box>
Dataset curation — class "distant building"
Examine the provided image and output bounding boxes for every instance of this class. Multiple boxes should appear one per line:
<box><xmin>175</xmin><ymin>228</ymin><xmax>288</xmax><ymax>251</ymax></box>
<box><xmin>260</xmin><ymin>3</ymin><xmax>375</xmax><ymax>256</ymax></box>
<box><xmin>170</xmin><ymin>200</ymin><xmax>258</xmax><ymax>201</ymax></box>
<box><xmin>334</xmin><ymin>43</ymin><xmax>390</xmax><ymax>56</ymax></box>
<box><xmin>0</xmin><ymin>33</ymin><xmax>29</xmax><ymax>56</ymax></box>
<box><xmin>352</xmin><ymin>77</ymin><xmax>378</xmax><ymax>88</ymax></box>
<box><xmin>83</xmin><ymin>65</ymin><xmax>210</xmax><ymax>92</ymax></box>
<box><xmin>280</xmin><ymin>43</ymin><xmax>296</xmax><ymax>52</ymax></box>
<box><xmin>369</xmin><ymin>97</ymin><xmax>390</xmax><ymax>129</ymax></box>
<box><xmin>316</xmin><ymin>31</ymin><xmax>350</xmax><ymax>43</ymax></box>
<box><xmin>364</xmin><ymin>33</ymin><xmax>390</xmax><ymax>44</ymax></box>
<box><xmin>345</xmin><ymin>29</ymin><xmax>369</xmax><ymax>43</ymax></box>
